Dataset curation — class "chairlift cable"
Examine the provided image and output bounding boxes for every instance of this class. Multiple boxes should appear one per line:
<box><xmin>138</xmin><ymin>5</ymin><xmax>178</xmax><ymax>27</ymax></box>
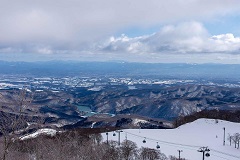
<box><xmin>211</xmin><ymin>153</ymin><xmax>234</xmax><ymax>160</ymax></box>
<box><xmin>123</xmin><ymin>130</ymin><xmax>201</xmax><ymax>148</ymax></box>
<box><xmin>210</xmin><ymin>148</ymin><xmax>240</xmax><ymax>159</ymax></box>
<box><xmin>121</xmin><ymin>130</ymin><xmax>240</xmax><ymax>159</ymax></box>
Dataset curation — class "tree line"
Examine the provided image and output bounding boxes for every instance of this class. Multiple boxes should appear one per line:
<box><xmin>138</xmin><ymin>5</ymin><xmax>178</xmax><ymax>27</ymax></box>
<box><xmin>0</xmin><ymin>129</ymin><xmax>186</xmax><ymax>160</ymax></box>
<box><xmin>173</xmin><ymin>109</ymin><xmax>240</xmax><ymax>128</ymax></box>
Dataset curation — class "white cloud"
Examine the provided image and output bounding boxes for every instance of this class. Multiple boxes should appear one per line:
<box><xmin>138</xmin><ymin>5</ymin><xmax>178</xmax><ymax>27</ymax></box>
<box><xmin>1</xmin><ymin>1</ymin><xmax>240</xmax><ymax>44</ymax></box>
<box><xmin>209</xmin><ymin>34</ymin><xmax>240</xmax><ymax>52</ymax></box>
<box><xmin>36</xmin><ymin>47</ymin><xmax>53</xmax><ymax>55</ymax></box>
<box><xmin>97</xmin><ymin>22</ymin><xmax>240</xmax><ymax>55</ymax></box>
<box><xmin>1</xmin><ymin>1</ymin><xmax>240</xmax><ymax>63</ymax></box>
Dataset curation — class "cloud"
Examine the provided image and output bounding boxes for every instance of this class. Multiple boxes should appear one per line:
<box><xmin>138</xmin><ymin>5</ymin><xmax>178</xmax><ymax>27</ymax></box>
<box><xmin>1</xmin><ymin>1</ymin><xmax>240</xmax><ymax>63</ymax></box>
<box><xmin>1</xmin><ymin>1</ymin><xmax>240</xmax><ymax>45</ymax></box>
<box><xmin>97</xmin><ymin>22</ymin><xmax>240</xmax><ymax>55</ymax></box>
<box><xmin>209</xmin><ymin>34</ymin><xmax>240</xmax><ymax>53</ymax></box>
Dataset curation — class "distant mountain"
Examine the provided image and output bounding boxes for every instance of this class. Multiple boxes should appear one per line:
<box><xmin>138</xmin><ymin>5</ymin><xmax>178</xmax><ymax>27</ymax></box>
<box><xmin>74</xmin><ymin>84</ymin><xmax>240</xmax><ymax>120</ymax></box>
<box><xmin>1</xmin><ymin>61</ymin><xmax>240</xmax><ymax>80</ymax></box>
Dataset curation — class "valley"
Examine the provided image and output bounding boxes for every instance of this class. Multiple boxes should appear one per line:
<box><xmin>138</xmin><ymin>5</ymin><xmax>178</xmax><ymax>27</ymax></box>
<box><xmin>1</xmin><ymin>71</ymin><xmax>240</xmax><ymax>131</ymax></box>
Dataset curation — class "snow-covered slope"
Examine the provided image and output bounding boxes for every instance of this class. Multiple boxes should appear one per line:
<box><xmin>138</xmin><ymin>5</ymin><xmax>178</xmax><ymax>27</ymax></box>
<box><xmin>102</xmin><ymin>119</ymin><xmax>240</xmax><ymax>160</ymax></box>
<box><xmin>19</xmin><ymin>128</ymin><xmax>57</xmax><ymax>140</ymax></box>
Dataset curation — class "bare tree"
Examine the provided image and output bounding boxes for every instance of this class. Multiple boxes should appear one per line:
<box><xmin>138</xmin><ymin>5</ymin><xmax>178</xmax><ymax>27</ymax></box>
<box><xmin>227</xmin><ymin>133</ymin><xmax>232</xmax><ymax>146</ymax></box>
<box><xmin>0</xmin><ymin>89</ymin><xmax>35</xmax><ymax>160</ymax></box>
<box><xmin>91</xmin><ymin>133</ymin><xmax>103</xmax><ymax>145</ymax></box>
<box><xmin>120</xmin><ymin>139</ymin><xmax>138</xmax><ymax>160</ymax></box>
<box><xmin>101</xmin><ymin>140</ymin><xmax>121</xmax><ymax>160</ymax></box>
<box><xmin>231</xmin><ymin>133</ymin><xmax>240</xmax><ymax>149</ymax></box>
<box><xmin>139</xmin><ymin>147</ymin><xmax>167</xmax><ymax>160</ymax></box>
<box><xmin>169</xmin><ymin>155</ymin><xmax>187</xmax><ymax>160</ymax></box>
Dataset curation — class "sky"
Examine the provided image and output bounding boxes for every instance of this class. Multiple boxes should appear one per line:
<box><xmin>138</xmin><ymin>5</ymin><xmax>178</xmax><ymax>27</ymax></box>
<box><xmin>1</xmin><ymin>0</ymin><xmax>240</xmax><ymax>63</ymax></box>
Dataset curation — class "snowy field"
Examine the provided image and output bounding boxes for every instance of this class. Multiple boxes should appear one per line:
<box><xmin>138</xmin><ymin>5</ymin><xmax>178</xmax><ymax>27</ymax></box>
<box><xmin>102</xmin><ymin>119</ymin><xmax>240</xmax><ymax>160</ymax></box>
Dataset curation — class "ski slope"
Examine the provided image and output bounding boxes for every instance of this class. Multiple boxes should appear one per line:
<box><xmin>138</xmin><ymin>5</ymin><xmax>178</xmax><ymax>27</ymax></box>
<box><xmin>102</xmin><ymin>119</ymin><xmax>240</xmax><ymax>160</ymax></box>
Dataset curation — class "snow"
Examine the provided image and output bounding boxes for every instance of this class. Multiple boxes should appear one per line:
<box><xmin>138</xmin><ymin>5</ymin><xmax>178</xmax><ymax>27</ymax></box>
<box><xmin>128</xmin><ymin>86</ymin><xmax>136</xmax><ymax>90</ymax></box>
<box><xmin>132</xmin><ymin>119</ymin><xmax>148</xmax><ymax>126</ymax></box>
<box><xmin>91</xmin><ymin>122</ymin><xmax>96</xmax><ymax>128</ymax></box>
<box><xmin>88</xmin><ymin>86</ymin><xmax>102</xmax><ymax>91</ymax></box>
<box><xmin>51</xmin><ymin>90</ymin><xmax>59</xmax><ymax>93</ymax></box>
<box><xmin>102</xmin><ymin>119</ymin><xmax>240</xmax><ymax>160</ymax></box>
<box><xmin>25</xmin><ymin>89</ymin><xmax>32</xmax><ymax>92</ymax></box>
<box><xmin>19</xmin><ymin>128</ymin><xmax>57</xmax><ymax>140</ymax></box>
<box><xmin>0</xmin><ymin>83</ymin><xmax>15</xmax><ymax>89</ymax></box>
<box><xmin>35</xmin><ymin>90</ymin><xmax>43</xmax><ymax>92</ymax></box>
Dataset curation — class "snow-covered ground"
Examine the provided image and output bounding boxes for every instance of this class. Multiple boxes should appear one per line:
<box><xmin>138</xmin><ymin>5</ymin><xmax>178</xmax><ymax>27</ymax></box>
<box><xmin>102</xmin><ymin>119</ymin><xmax>240</xmax><ymax>160</ymax></box>
<box><xmin>19</xmin><ymin>128</ymin><xmax>57</xmax><ymax>140</ymax></box>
